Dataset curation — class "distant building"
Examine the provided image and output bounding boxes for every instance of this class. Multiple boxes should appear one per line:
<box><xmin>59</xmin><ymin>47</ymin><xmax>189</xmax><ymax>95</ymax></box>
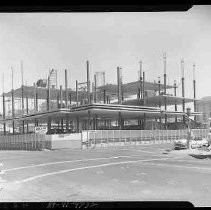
<box><xmin>196</xmin><ymin>96</ymin><xmax>211</xmax><ymax>128</ymax></box>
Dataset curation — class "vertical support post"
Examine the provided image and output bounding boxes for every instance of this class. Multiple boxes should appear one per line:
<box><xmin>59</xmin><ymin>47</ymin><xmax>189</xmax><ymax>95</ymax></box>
<box><xmin>11</xmin><ymin>67</ymin><xmax>15</xmax><ymax>134</ymax></box>
<box><xmin>163</xmin><ymin>52</ymin><xmax>167</xmax><ymax>95</ymax></box>
<box><xmin>66</xmin><ymin>115</ymin><xmax>69</xmax><ymax>133</ymax></box>
<box><xmin>76</xmin><ymin>117</ymin><xmax>79</xmax><ymax>133</ymax></box>
<box><xmin>26</xmin><ymin>96</ymin><xmax>29</xmax><ymax>133</ymax></box>
<box><xmin>2</xmin><ymin>73</ymin><xmax>6</xmax><ymax>135</ymax></box>
<box><xmin>69</xmin><ymin>92</ymin><xmax>72</xmax><ymax>106</ymax></box>
<box><xmin>47</xmin><ymin>117</ymin><xmax>51</xmax><ymax>134</ymax></box>
<box><xmin>153</xmin><ymin>80</ymin><xmax>156</xmax><ymax>94</ymax></box>
<box><xmin>35</xmin><ymin>92</ymin><xmax>38</xmax><ymax>112</ymax></box>
<box><xmin>139</xmin><ymin>61</ymin><xmax>143</xmax><ymax>99</ymax></box>
<box><xmin>120</xmin><ymin>67</ymin><xmax>123</xmax><ymax>101</ymax></box>
<box><xmin>34</xmin><ymin>83</ymin><xmax>37</xmax><ymax>112</ymax></box>
<box><xmin>87</xmin><ymin>60</ymin><xmax>90</xmax><ymax>104</ymax></box>
<box><xmin>137</xmin><ymin>88</ymin><xmax>140</xmax><ymax>99</ymax></box>
<box><xmin>94</xmin><ymin>74</ymin><xmax>97</xmax><ymax>103</ymax></box>
<box><xmin>181</xmin><ymin>59</ymin><xmax>185</xmax><ymax>125</ymax></box>
<box><xmin>193</xmin><ymin>64</ymin><xmax>196</xmax><ymax>123</ymax></box>
<box><xmin>142</xmin><ymin>71</ymin><xmax>145</xmax><ymax>105</ymax></box>
<box><xmin>103</xmin><ymin>89</ymin><xmax>106</xmax><ymax>104</ymax></box>
<box><xmin>65</xmin><ymin>69</ymin><xmax>68</xmax><ymax>108</ymax></box>
<box><xmin>60</xmin><ymin>85</ymin><xmax>63</xmax><ymax>108</ymax></box>
<box><xmin>22</xmin><ymin>120</ymin><xmax>25</xmax><ymax>134</ymax></box>
<box><xmin>174</xmin><ymin>80</ymin><xmax>177</xmax><ymax>123</ymax></box>
<box><xmin>61</xmin><ymin>118</ymin><xmax>64</xmax><ymax>131</ymax></box>
<box><xmin>143</xmin><ymin>113</ymin><xmax>146</xmax><ymax>130</ymax></box>
<box><xmin>163</xmin><ymin>53</ymin><xmax>167</xmax><ymax>129</ymax></box>
<box><xmin>118</xmin><ymin>112</ymin><xmax>122</xmax><ymax>130</ymax></box>
<box><xmin>158</xmin><ymin>77</ymin><xmax>162</xmax><ymax>129</ymax></box>
<box><xmin>103</xmin><ymin>72</ymin><xmax>105</xmax><ymax>86</ymax></box>
<box><xmin>95</xmin><ymin>114</ymin><xmax>98</xmax><ymax>130</ymax></box>
<box><xmin>158</xmin><ymin>77</ymin><xmax>161</xmax><ymax>96</ymax></box>
<box><xmin>57</xmin><ymin>94</ymin><xmax>60</xmax><ymax>109</ymax></box>
<box><xmin>21</xmin><ymin>60</ymin><xmax>24</xmax><ymax>115</ymax></box>
<box><xmin>117</xmin><ymin>67</ymin><xmax>121</xmax><ymax>104</ymax></box>
<box><xmin>91</xmin><ymin>82</ymin><xmax>94</xmax><ymax>103</ymax></box>
<box><xmin>76</xmin><ymin>80</ymin><xmax>78</xmax><ymax>106</ymax></box>
<box><xmin>88</xmin><ymin>110</ymin><xmax>91</xmax><ymax>130</ymax></box>
<box><xmin>93</xmin><ymin>115</ymin><xmax>96</xmax><ymax>130</ymax></box>
<box><xmin>48</xmin><ymin>71</ymin><xmax>51</xmax><ymax>111</ymax></box>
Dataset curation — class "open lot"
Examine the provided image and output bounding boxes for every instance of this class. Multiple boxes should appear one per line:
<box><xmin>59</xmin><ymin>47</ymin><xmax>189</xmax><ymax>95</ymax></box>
<box><xmin>0</xmin><ymin>143</ymin><xmax>211</xmax><ymax>206</ymax></box>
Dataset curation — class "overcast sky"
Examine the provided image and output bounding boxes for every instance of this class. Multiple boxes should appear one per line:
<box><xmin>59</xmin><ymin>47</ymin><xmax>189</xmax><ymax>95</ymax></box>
<box><xmin>0</xmin><ymin>5</ymin><xmax>211</xmax><ymax>100</ymax></box>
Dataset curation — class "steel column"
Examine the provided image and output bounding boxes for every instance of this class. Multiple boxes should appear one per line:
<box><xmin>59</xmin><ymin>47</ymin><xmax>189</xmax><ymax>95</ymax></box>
<box><xmin>76</xmin><ymin>80</ymin><xmax>78</xmax><ymax>106</ymax></box>
<box><xmin>181</xmin><ymin>59</ymin><xmax>185</xmax><ymax>124</ymax></box>
<box><xmin>193</xmin><ymin>64</ymin><xmax>196</xmax><ymax>122</ymax></box>
<box><xmin>60</xmin><ymin>85</ymin><xmax>63</xmax><ymax>108</ymax></box>
<box><xmin>65</xmin><ymin>69</ymin><xmax>68</xmax><ymax>107</ymax></box>
<box><xmin>87</xmin><ymin>61</ymin><xmax>90</xmax><ymax>104</ymax></box>
<box><xmin>174</xmin><ymin>80</ymin><xmax>177</xmax><ymax>123</ymax></box>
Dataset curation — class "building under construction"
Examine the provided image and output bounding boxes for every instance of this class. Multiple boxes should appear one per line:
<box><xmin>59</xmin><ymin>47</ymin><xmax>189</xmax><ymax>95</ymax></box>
<box><xmin>0</xmin><ymin>57</ymin><xmax>202</xmax><ymax>137</ymax></box>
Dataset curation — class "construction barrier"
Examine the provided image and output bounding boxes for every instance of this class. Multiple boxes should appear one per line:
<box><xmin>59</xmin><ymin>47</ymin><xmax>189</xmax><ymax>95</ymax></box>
<box><xmin>0</xmin><ymin>133</ymin><xmax>51</xmax><ymax>151</ymax></box>
<box><xmin>0</xmin><ymin>133</ymin><xmax>82</xmax><ymax>151</ymax></box>
<box><xmin>0</xmin><ymin>129</ymin><xmax>208</xmax><ymax>151</ymax></box>
<box><xmin>82</xmin><ymin>129</ymin><xmax>209</xmax><ymax>149</ymax></box>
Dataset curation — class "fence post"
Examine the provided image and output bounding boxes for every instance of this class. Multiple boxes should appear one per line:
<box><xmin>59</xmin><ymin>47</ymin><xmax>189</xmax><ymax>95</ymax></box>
<box><xmin>113</xmin><ymin>130</ymin><xmax>115</xmax><ymax>146</ymax></box>
<box><xmin>125</xmin><ymin>132</ymin><xmax>127</xmax><ymax>146</ymax></box>
<box><xmin>107</xmin><ymin>130</ymin><xmax>109</xmax><ymax>147</ymax></box>
<box><xmin>81</xmin><ymin>132</ymin><xmax>83</xmax><ymax>150</ymax></box>
<box><xmin>94</xmin><ymin>131</ymin><xmax>96</xmax><ymax>149</ymax></box>
<box><xmin>119</xmin><ymin>130</ymin><xmax>121</xmax><ymax>146</ymax></box>
<box><xmin>129</xmin><ymin>130</ymin><xmax>131</xmax><ymax>145</ymax></box>
<box><xmin>101</xmin><ymin>130</ymin><xmax>103</xmax><ymax>148</ymax></box>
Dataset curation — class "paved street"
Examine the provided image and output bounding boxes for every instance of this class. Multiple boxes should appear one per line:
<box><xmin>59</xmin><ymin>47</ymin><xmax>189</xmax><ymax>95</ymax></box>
<box><xmin>0</xmin><ymin>143</ymin><xmax>211</xmax><ymax>206</ymax></box>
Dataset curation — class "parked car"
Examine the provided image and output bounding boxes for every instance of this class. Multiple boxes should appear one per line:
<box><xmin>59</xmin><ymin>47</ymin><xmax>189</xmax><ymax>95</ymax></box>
<box><xmin>174</xmin><ymin>139</ymin><xmax>188</xmax><ymax>150</ymax></box>
<box><xmin>174</xmin><ymin>137</ymin><xmax>209</xmax><ymax>150</ymax></box>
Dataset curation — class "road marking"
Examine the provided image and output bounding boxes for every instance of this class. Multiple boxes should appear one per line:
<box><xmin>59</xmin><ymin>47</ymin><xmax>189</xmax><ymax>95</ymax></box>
<box><xmin>3</xmin><ymin>153</ymin><xmax>162</xmax><ymax>172</ymax></box>
<box><xmin>132</xmin><ymin>149</ymin><xmax>159</xmax><ymax>154</ymax></box>
<box><xmin>140</xmin><ymin>161</ymin><xmax>211</xmax><ymax>172</ymax></box>
<box><xmin>15</xmin><ymin>156</ymin><xmax>178</xmax><ymax>184</ymax></box>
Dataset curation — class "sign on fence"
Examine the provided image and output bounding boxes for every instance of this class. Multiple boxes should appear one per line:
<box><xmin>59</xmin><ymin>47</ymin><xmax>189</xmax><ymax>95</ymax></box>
<box><xmin>35</xmin><ymin>126</ymin><xmax>47</xmax><ymax>134</ymax></box>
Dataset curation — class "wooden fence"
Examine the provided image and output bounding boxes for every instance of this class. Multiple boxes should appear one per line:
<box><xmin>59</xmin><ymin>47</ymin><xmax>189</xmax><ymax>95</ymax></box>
<box><xmin>0</xmin><ymin>133</ymin><xmax>51</xmax><ymax>150</ymax></box>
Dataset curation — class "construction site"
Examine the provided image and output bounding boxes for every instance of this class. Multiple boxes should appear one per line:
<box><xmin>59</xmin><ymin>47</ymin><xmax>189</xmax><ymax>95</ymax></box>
<box><xmin>1</xmin><ymin>58</ymin><xmax>211</xmax><ymax>207</ymax></box>
<box><xmin>0</xmin><ymin>56</ymin><xmax>207</xmax><ymax>150</ymax></box>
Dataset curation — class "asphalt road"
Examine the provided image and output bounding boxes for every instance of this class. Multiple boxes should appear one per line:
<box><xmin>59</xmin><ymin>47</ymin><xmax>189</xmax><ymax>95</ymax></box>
<box><xmin>0</xmin><ymin>143</ymin><xmax>211</xmax><ymax>207</ymax></box>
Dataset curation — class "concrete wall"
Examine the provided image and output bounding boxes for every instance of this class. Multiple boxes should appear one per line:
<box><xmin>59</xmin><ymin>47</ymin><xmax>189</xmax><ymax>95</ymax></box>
<box><xmin>47</xmin><ymin>133</ymin><xmax>82</xmax><ymax>150</ymax></box>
